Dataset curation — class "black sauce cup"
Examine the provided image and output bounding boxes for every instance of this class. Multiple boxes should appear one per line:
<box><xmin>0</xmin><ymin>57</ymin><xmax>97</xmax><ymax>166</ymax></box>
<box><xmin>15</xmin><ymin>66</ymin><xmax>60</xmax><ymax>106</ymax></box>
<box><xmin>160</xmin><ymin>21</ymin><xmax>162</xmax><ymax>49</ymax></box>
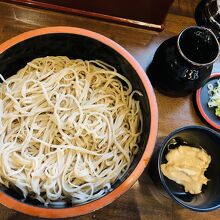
<box><xmin>149</xmin><ymin>126</ymin><xmax>220</xmax><ymax>211</ymax></box>
<box><xmin>147</xmin><ymin>26</ymin><xmax>219</xmax><ymax>97</ymax></box>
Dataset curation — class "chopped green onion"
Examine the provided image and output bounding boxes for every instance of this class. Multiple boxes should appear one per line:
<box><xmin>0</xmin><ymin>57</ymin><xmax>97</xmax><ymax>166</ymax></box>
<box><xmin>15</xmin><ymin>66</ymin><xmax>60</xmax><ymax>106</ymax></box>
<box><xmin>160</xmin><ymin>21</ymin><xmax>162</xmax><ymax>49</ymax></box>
<box><xmin>208</xmin><ymin>79</ymin><xmax>220</xmax><ymax>117</ymax></box>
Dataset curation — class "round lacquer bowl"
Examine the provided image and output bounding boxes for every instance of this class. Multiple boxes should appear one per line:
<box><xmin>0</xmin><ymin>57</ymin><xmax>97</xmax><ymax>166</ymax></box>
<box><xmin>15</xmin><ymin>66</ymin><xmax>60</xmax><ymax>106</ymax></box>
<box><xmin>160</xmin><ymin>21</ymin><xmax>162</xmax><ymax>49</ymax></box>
<box><xmin>196</xmin><ymin>73</ymin><xmax>220</xmax><ymax>130</ymax></box>
<box><xmin>0</xmin><ymin>26</ymin><xmax>158</xmax><ymax>218</ymax></box>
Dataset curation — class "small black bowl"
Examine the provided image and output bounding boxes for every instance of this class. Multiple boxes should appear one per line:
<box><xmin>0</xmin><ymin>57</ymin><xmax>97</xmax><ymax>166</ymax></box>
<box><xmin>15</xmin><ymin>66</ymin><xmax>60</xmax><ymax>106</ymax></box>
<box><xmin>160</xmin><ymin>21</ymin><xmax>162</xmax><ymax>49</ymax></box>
<box><xmin>150</xmin><ymin>126</ymin><xmax>220</xmax><ymax>212</ymax></box>
<box><xmin>195</xmin><ymin>73</ymin><xmax>220</xmax><ymax>130</ymax></box>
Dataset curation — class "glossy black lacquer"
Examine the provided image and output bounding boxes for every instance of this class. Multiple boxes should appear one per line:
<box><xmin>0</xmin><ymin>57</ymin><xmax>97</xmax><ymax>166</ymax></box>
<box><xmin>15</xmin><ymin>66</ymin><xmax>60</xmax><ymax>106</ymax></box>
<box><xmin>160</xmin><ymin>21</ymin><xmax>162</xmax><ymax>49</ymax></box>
<box><xmin>147</xmin><ymin>26</ymin><xmax>219</xmax><ymax>97</ymax></box>
<box><xmin>195</xmin><ymin>0</ymin><xmax>220</xmax><ymax>40</ymax></box>
<box><xmin>149</xmin><ymin>126</ymin><xmax>220</xmax><ymax>212</ymax></box>
<box><xmin>0</xmin><ymin>33</ymin><xmax>150</xmax><ymax>208</ymax></box>
<box><xmin>195</xmin><ymin>74</ymin><xmax>220</xmax><ymax>129</ymax></box>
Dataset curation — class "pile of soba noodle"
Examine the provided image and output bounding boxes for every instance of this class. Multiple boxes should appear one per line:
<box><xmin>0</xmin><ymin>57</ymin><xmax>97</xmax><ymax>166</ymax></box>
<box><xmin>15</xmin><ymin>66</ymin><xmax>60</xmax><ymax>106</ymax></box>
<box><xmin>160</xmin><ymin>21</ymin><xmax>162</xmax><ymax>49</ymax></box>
<box><xmin>0</xmin><ymin>56</ymin><xmax>142</xmax><ymax>204</ymax></box>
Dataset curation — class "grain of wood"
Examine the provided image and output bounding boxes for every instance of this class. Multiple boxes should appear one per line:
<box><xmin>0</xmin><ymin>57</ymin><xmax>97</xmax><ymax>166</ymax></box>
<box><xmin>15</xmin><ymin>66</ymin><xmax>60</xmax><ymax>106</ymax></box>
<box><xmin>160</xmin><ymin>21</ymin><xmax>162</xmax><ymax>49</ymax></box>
<box><xmin>0</xmin><ymin>1</ymin><xmax>219</xmax><ymax>219</ymax></box>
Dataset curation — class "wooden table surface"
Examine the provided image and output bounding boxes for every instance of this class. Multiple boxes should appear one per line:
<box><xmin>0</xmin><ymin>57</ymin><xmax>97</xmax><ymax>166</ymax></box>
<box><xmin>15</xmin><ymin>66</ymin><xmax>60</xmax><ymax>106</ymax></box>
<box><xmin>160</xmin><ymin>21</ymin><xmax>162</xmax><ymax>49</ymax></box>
<box><xmin>0</xmin><ymin>1</ymin><xmax>219</xmax><ymax>219</ymax></box>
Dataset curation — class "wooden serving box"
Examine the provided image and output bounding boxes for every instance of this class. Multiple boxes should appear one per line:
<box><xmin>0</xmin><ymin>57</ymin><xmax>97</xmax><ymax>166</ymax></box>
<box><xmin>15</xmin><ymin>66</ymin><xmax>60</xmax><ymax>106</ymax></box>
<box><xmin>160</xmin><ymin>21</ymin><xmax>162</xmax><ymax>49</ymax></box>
<box><xmin>3</xmin><ymin>0</ymin><xmax>174</xmax><ymax>31</ymax></box>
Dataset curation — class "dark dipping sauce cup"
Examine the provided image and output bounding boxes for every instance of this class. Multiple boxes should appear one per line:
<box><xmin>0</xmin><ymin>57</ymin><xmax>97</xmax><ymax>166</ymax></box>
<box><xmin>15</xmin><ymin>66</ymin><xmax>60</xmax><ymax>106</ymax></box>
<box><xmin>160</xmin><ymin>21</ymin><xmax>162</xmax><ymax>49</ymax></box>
<box><xmin>147</xmin><ymin>26</ymin><xmax>219</xmax><ymax>97</ymax></box>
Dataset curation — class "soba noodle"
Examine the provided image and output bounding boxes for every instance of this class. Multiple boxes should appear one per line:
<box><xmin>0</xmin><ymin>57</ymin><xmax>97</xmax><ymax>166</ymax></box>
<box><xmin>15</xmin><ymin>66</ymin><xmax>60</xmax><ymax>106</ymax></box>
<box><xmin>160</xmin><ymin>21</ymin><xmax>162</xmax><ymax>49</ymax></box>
<box><xmin>0</xmin><ymin>56</ymin><xmax>142</xmax><ymax>204</ymax></box>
